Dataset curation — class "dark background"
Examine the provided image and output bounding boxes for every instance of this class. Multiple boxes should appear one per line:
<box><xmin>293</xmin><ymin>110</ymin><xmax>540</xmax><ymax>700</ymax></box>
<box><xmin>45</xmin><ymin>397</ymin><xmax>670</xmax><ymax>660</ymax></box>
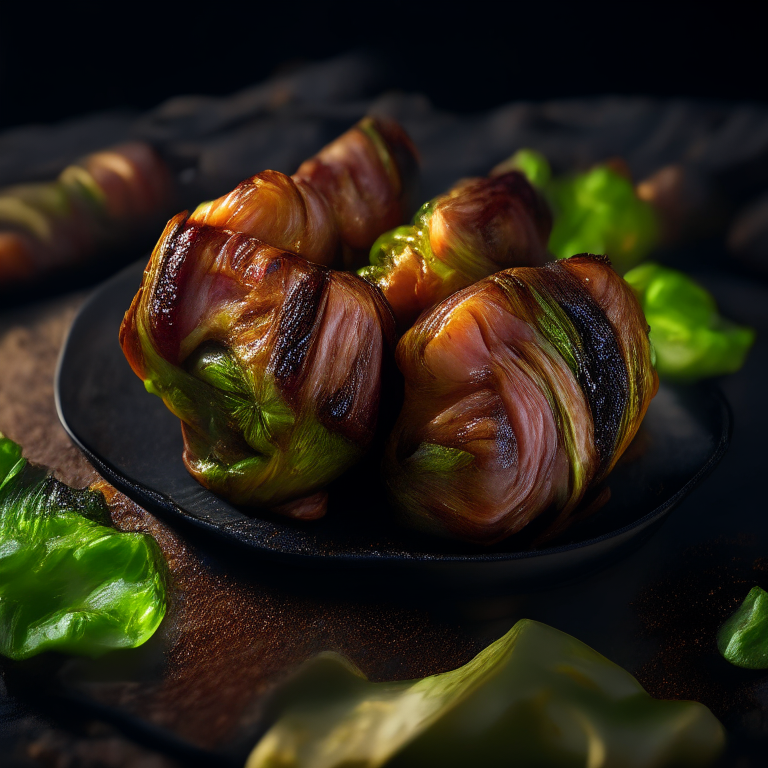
<box><xmin>1</xmin><ymin>6</ymin><xmax>766</xmax><ymax>130</ymax></box>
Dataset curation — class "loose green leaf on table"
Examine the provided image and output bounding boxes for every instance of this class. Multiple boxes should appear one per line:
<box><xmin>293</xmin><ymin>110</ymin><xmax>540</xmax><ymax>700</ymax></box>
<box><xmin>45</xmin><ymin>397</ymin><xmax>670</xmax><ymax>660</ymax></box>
<box><xmin>625</xmin><ymin>262</ymin><xmax>755</xmax><ymax>380</ymax></box>
<box><xmin>247</xmin><ymin>619</ymin><xmax>724</xmax><ymax>768</ymax></box>
<box><xmin>0</xmin><ymin>433</ymin><xmax>168</xmax><ymax>660</ymax></box>
<box><xmin>718</xmin><ymin>586</ymin><xmax>768</xmax><ymax>669</ymax></box>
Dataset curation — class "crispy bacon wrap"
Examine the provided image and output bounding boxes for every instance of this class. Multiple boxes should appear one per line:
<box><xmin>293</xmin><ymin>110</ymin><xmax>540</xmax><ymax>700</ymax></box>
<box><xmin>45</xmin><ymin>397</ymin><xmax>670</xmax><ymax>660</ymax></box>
<box><xmin>359</xmin><ymin>172</ymin><xmax>551</xmax><ymax>329</ymax></box>
<box><xmin>189</xmin><ymin>117</ymin><xmax>418</xmax><ymax>269</ymax></box>
<box><xmin>384</xmin><ymin>255</ymin><xmax>658</xmax><ymax>545</ymax></box>
<box><xmin>120</xmin><ymin>214</ymin><xmax>396</xmax><ymax>520</ymax></box>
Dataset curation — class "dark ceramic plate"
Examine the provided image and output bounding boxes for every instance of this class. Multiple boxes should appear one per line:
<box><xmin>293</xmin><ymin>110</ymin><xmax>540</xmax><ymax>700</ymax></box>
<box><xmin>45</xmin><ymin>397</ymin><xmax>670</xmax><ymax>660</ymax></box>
<box><xmin>56</xmin><ymin>259</ymin><xmax>731</xmax><ymax>588</ymax></box>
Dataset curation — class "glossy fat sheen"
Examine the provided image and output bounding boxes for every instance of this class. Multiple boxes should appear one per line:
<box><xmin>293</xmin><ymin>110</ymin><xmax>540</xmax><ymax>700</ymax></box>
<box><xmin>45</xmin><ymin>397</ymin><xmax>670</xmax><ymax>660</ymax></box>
<box><xmin>188</xmin><ymin>117</ymin><xmax>418</xmax><ymax>269</ymax></box>
<box><xmin>385</xmin><ymin>255</ymin><xmax>658</xmax><ymax>545</ymax></box>
<box><xmin>362</xmin><ymin>171</ymin><xmax>551</xmax><ymax>329</ymax></box>
<box><xmin>120</xmin><ymin>215</ymin><xmax>395</xmax><ymax>516</ymax></box>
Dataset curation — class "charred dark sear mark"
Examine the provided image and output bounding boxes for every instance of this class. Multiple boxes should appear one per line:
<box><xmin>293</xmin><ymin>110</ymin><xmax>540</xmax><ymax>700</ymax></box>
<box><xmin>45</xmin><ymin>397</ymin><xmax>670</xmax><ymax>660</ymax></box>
<box><xmin>541</xmin><ymin>258</ymin><xmax>629</xmax><ymax>473</ymax></box>
<box><xmin>269</xmin><ymin>269</ymin><xmax>329</xmax><ymax>395</ymax></box>
<box><xmin>493</xmin><ymin>259</ymin><xmax>630</xmax><ymax>474</ymax></box>
<box><xmin>321</xmin><ymin>382</ymin><xmax>356</xmax><ymax>423</ymax></box>
<box><xmin>147</xmin><ymin>213</ymin><xmax>192</xmax><ymax>363</ymax></box>
<box><xmin>317</xmin><ymin>346</ymin><xmax>375</xmax><ymax>444</ymax></box>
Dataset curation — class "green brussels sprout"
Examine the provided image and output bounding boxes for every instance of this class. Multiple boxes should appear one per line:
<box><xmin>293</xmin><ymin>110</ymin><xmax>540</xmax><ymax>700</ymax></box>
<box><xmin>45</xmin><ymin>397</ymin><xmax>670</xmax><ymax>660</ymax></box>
<box><xmin>500</xmin><ymin>147</ymin><xmax>552</xmax><ymax>188</ymax></box>
<box><xmin>625</xmin><ymin>262</ymin><xmax>755</xmax><ymax>380</ymax></box>
<box><xmin>0</xmin><ymin>433</ymin><xmax>168</xmax><ymax>660</ymax></box>
<box><xmin>506</xmin><ymin>149</ymin><xmax>659</xmax><ymax>274</ymax></box>
<box><xmin>718</xmin><ymin>586</ymin><xmax>768</xmax><ymax>669</ymax></box>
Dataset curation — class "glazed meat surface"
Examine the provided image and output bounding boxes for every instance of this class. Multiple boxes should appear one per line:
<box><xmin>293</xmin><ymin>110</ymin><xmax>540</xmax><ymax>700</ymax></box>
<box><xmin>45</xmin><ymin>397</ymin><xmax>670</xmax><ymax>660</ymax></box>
<box><xmin>121</xmin><ymin>213</ymin><xmax>395</xmax><ymax>520</ymax></box>
<box><xmin>189</xmin><ymin>117</ymin><xmax>418</xmax><ymax>269</ymax></box>
<box><xmin>360</xmin><ymin>171</ymin><xmax>551</xmax><ymax>329</ymax></box>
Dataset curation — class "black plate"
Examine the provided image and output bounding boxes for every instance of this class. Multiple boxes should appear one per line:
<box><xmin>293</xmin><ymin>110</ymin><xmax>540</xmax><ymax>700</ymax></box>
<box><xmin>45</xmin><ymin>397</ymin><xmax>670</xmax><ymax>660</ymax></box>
<box><xmin>55</xmin><ymin>259</ymin><xmax>731</xmax><ymax>588</ymax></box>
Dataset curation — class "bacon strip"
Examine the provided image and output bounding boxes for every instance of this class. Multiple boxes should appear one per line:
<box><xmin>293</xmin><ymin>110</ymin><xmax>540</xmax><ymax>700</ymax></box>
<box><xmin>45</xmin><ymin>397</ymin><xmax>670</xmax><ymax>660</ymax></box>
<box><xmin>188</xmin><ymin>117</ymin><xmax>418</xmax><ymax>269</ymax></box>
<box><xmin>120</xmin><ymin>217</ymin><xmax>395</xmax><ymax>518</ymax></box>
<box><xmin>359</xmin><ymin>171</ymin><xmax>551</xmax><ymax>330</ymax></box>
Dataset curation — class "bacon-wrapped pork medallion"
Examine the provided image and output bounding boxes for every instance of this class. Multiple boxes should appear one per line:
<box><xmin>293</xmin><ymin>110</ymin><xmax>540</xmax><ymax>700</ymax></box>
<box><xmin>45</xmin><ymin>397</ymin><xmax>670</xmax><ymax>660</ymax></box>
<box><xmin>358</xmin><ymin>171</ymin><xmax>551</xmax><ymax>330</ymax></box>
<box><xmin>189</xmin><ymin>117</ymin><xmax>418</xmax><ymax>270</ymax></box>
<box><xmin>384</xmin><ymin>255</ymin><xmax>658</xmax><ymax>545</ymax></box>
<box><xmin>120</xmin><ymin>214</ymin><xmax>396</xmax><ymax>520</ymax></box>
